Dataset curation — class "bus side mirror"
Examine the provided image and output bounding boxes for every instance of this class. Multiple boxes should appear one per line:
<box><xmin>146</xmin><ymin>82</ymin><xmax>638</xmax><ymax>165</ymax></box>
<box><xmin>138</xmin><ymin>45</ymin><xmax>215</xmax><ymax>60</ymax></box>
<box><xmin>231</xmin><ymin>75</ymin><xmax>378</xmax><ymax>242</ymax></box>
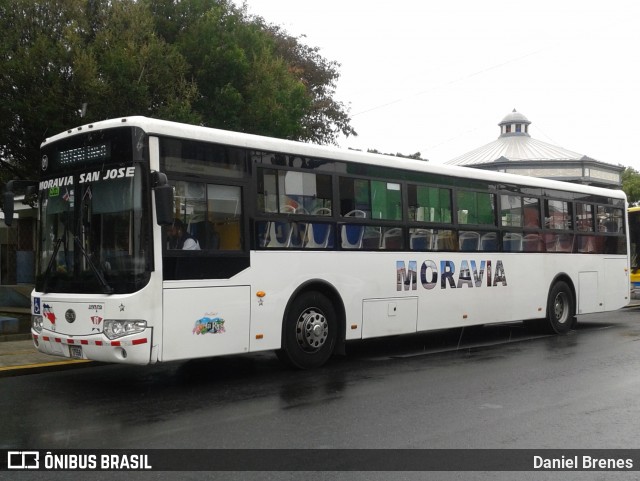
<box><xmin>3</xmin><ymin>179</ymin><xmax>38</xmax><ymax>225</ymax></box>
<box><xmin>3</xmin><ymin>191</ymin><xmax>15</xmax><ymax>227</ymax></box>
<box><xmin>151</xmin><ymin>172</ymin><xmax>173</xmax><ymax>226</ymax></box>
<box><xmin>24</xmin><ymin>185</ymin><xmax>37</xmax><ymax>201</ymax></box>
<box><xmin>154</xmin><ymin>185</ymin><xmax>174</xmax><ymax>226</ymax></box>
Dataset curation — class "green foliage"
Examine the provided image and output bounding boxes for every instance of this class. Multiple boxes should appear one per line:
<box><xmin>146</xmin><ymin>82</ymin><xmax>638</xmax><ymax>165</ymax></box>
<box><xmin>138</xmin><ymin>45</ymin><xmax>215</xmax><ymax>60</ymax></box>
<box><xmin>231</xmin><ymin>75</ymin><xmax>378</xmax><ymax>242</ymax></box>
<box><xmin>366</xmin><ymin>149</ymin><xmax>427</xmax><ymax>161</ymax></box>
<box><xmin>80</xmin><ymin>0</ymin><xmax>201</xmax><ymax>125</ymax></box>
<box><xmin>259</xmin><ymin>21</ymin><xmax>357</xmax><ymax>144</ymax></box>
<box><xmin>168</xmin><ymin>1</ymin><xmax>304</xmax><ymax>136</ymax></box>
<box><xmin>622</xmin><ymin>167</ymin><xmax>640</xmax><ymax>205</ymax></box>
<box><xmin>0</xmin><ymin>0</ymin><xmax>87</xmax><ymax>180</ymax></box>
<box><xmin>0</xmin><ymin>0</ymin><xmax>356</xmax><ymax>181</ymax></box>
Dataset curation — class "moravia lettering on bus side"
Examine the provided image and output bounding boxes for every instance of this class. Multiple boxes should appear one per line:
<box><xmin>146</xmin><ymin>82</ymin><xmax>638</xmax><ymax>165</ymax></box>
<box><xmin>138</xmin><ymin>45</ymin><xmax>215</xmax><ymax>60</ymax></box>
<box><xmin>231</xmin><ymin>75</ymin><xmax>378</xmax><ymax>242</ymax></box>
<box><xmin>396</xmin><ymin>259</ymin><xmax>507</xmax><ymax>291</ymax></box>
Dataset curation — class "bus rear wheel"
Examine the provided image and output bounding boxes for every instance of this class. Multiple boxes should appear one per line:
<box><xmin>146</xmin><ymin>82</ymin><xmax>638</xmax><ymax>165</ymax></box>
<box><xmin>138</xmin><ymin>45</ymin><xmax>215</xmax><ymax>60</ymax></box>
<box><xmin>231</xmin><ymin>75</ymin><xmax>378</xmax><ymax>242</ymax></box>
<box><xmin>546</xmin><ymin>281</ymin><xmax>575</xmax><ymax>334</ymax></box>
<box><xmin>277</xmin><ymin>291</ymin><xmax>337</xmax><ymax>369</ymax></box>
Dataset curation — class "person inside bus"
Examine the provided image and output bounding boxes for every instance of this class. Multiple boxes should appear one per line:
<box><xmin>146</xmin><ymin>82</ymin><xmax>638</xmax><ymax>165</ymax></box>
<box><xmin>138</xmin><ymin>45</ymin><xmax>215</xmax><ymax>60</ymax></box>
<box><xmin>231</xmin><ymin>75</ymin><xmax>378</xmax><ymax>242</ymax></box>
<box><xmin>167</xmin><ymin>218</ymin><xmax>201</xmax><ymax>250</ymax></box>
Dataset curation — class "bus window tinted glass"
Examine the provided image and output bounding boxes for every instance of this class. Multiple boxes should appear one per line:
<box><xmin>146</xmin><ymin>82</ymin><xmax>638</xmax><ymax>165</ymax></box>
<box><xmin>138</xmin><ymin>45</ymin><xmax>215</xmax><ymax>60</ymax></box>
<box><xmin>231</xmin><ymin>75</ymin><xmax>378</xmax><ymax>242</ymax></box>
<box><xmin>545</xmin><ymin>200</ymin><xmax>572</xmax><ymax>230</ymax></box>
<box><xmin>576</xmin><ymin>203</ymin><xmax>594</xmax><ymax>232</ymax></box>
<box><xmin>282</xmin><ymin>171</ymin><xmax>331</xmax><ymax>214</ymax></box>
<box><xmin>259</xmin><ymin>169</ymin><xmax>332</xmax><ymax>214</ymax></box>
<box><xmin>523</xmin><ymin>197</ymin><xmax>541</xmax><ymax>228</ymax></box>
<box><xmin>259</xmin><ymin>168</ymin><xmax>278</xmax><ymax>212</ymax></box>
<box><xmin>371</xmin><ymin>181</ymin><xmax>402</xmax><ymax>220</ymax></box>
<box><xmin>160</xmin><ymin>138</ymin><xmax>247</xmax><ymax>178</ymax></box>
<box><xmin>167</xmin><ymin>182</ymin><xmax>243</xmax><ymax>251</ymax></box>
<box><xmin>340</xmin><ymin>177</ymin><xmax>371</xmax><ymax>217</ymax></box>
<box><xmin>500</xmin><ymin>195</ymin><xmax>522</xmax><ymax>227</ymax></box>
<box><xmin>457</xmin><ymin>191</ymin><xmax>495</xmax><ymax>225</ymax></box>
<box><xmin>340</xmin><ymin>178</ymin><xmax>402</xmax><ymax>220</ymax></box>
<box><xmin>169</xmin><ymin>181</ymin><xmax>206</xmax><ymax>249</ymax></box>
<box><xmin>207</xmin><ymin>185</ymin><xmax>242</xmax><ymax>250</ymax></box>
<box><xmin>408</xmin><ymin>185</ymin><xmax>452</xmax><ymax>223</ymax></box>
<box><xmin>597</xmin><ymin>206</ymin><xmax>624</xmax><ymax>233</ymax></box>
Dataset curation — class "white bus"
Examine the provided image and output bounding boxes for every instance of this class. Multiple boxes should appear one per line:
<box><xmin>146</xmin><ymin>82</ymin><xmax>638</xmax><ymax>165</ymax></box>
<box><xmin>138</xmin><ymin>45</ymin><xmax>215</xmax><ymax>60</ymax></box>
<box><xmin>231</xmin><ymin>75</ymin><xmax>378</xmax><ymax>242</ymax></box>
<box><xmin>4</xmin><ymin>117</ymin><xmax>630</xmax><ymax>369</ymax></box>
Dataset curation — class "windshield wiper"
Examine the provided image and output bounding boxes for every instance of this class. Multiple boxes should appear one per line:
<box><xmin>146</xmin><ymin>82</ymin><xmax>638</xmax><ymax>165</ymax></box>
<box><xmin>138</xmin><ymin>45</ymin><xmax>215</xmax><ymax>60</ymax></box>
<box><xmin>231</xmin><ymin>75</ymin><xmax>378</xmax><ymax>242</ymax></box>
<box><xmin>42</xmin><ymin>197</ymin><xmax>73</xmax><ymax>293</ymax></box>
<box><xmin>73</xmin><ymin>235</ymin><xmax>114</xmax><ymax>294</ymax></box>
<box><xmin>41</xmin><ymin>236</ymin><xmax>64</xmax><ymax>294</ymax></box>
<box><xmin>72</xmin><ymin>184</ymin><xmax>113</xmax><ymax>294</ymax></box>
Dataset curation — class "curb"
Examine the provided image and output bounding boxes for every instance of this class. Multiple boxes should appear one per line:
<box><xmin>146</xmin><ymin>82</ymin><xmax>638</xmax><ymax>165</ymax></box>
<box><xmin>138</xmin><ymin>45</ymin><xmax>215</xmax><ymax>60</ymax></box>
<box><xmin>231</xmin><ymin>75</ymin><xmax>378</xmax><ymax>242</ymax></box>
<box><xmin>0</xmin><ymin>359</ymin><xmax>96</xmax><ymax>378</ymax></box>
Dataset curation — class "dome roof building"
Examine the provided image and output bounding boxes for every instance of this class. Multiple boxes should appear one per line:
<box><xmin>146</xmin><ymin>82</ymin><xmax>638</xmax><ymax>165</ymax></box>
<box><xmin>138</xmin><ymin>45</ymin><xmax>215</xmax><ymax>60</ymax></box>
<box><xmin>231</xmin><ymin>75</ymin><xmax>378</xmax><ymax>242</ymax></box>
<box><xmin>446</xmin><ymin>109</ymin><xmax>623</xmax><ymax>188</ymax></box>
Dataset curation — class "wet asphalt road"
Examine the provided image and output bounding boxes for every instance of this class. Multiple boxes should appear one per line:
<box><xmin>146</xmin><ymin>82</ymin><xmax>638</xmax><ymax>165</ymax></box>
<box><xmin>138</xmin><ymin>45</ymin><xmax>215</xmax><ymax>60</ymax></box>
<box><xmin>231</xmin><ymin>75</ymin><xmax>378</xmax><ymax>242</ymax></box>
<box><xmin>2</xmin><ymin>308</ymin><xmax>640</xmax><ymax>480</ymax></box>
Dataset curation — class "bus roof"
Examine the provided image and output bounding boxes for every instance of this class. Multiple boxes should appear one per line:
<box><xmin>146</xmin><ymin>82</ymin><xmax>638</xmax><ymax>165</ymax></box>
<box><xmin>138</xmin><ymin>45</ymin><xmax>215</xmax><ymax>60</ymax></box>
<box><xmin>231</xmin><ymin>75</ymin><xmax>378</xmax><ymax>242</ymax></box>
<box><xmin>43</xmin><ymin>116</ymin><xmax>626</xmax><ymax>201</ymax></box>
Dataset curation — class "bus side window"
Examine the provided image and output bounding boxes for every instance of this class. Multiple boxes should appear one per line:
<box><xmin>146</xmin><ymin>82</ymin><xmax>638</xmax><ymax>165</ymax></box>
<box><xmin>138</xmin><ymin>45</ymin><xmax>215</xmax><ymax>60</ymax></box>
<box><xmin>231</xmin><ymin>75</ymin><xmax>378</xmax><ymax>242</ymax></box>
<box><xmin>371</xmin><ymin>181</ymin><xmax>402</xmax><ymax>221</ymax></box>
<box><xmin>576</xmin><ymin>203</ymin><xmax>594</xmax><ymax>232</ymax></box>
<box><xmin>544</xmin><ymin>200</ymin><xmax>572</xmax><ymax>230</ymax></box>
<box><xmin>523</xmin><ymin>198</ymin><xmax>541</xmax><ymax>228</ymax></box>
<box><xmin>340</xmin><ymin>177</ymin><xmax>371</xmax><ymax>217</ymax></box>
<box><xmin>166</xmin><ymin>182</ymin><xmax>242</xmax><ymax>252</ymax></box>
<box><xmin>168</xmin><ymin>181</ymin><xmax>206</xmax><ymax>250</ymax></box>
<box><xmin>457</xmin><ymin>191</ymin><xmax>496</xmax><ymax>226</ymax></box>
<box><xmin>258</xmin><ymin>168</ymin><xmax>332</xmax><ymax>214</ymax></box>
<box><xmin>408</xmin><ymin>184</ymin><xmax>452</xmax><ymax>223</ymax></box>
<box><xmin>597</xmin><ymin>206</ymin><xmax>623</xmax><ymax>233</ymax></box>
<box><xmin>207</xmin><ymin>184</ymin><xmax>242</xmax><ymax>250</ymax></box>
<box><xmin>500</xmin><ymin>195</ymin><xmax>522</xmax><ymax>227</ymax></box>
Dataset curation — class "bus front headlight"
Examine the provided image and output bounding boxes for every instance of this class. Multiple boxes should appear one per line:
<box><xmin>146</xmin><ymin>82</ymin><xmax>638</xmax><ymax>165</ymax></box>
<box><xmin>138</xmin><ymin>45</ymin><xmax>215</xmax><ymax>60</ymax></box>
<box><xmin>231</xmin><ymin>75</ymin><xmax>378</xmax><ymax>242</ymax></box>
<box><xmin>32</xmin><ymin>315</ymin><xmax>43</xmax><ymax>333</ymax></box>
<box><xmin>103</xmin><ymin>320</ymin><xmax>147</xmax><ymax>340</ymax></box>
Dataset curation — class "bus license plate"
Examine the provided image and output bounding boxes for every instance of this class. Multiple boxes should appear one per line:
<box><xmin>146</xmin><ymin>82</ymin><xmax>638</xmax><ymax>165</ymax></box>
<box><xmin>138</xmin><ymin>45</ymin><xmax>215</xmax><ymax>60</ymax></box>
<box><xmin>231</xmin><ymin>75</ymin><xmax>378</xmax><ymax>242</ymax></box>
<box><xmin>69</xmin><ymin>345</ymin><xmax>83</xmax><ymax>359</ymax></box>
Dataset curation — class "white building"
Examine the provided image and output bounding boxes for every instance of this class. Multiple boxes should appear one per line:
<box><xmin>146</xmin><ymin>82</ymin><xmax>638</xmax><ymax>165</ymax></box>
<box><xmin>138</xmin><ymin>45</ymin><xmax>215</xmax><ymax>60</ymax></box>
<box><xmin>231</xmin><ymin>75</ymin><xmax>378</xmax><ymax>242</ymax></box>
<box><xmin>446</xmin><ymin>109</ymin><xmax>623</xmax><ymax>188</ymax></box>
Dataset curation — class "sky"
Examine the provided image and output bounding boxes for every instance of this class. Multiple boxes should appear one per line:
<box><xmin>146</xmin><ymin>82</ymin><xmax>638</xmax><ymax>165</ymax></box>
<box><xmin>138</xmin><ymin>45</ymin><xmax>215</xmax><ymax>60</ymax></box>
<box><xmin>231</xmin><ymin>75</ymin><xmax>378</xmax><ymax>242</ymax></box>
<box><xmin>234</xmin><ymin>0</ymin><xmax>640</xmax><ymax>168</ymax></box>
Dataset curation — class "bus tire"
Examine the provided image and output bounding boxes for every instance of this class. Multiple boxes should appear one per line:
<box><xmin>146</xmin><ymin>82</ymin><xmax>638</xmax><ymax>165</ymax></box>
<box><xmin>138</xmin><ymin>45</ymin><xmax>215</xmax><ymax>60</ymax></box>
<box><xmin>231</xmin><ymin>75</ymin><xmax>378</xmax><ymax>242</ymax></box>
<box><xmin>546</xmin><ymin>281</ymin><xmax>575</xmax><ymax>334</ymax></box>
<box><xmin>277</xmin><ymin>291</ymin><xmax>337</xmax><ymax>369</ymax></box>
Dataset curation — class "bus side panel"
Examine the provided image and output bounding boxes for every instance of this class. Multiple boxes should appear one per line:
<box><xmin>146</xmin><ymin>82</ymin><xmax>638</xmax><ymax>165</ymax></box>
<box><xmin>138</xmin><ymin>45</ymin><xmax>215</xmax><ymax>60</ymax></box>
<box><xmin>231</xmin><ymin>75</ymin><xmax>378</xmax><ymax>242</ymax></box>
<box><xmin>577</xmin><ymin>271</ymin><xmax>601</xmax><ymax>314</ymax></box>
<box><xmin>362</xmin><ymin>297</ymin><xmax>418</xmax><ymax>338</ymax></box>
<box><xmin>161</xmin><ymin>285</ymin><xmax>250</xmax><ymax>361</ymax></box>
<box><xmin>413</xmin><ymin>254</ymin><xmax>546</xmax><ymax>331</ymax></box>
<box><xmin>604</xmin><ymin>258</ymin><xmax>630</xmax><ymax>310</ymax></box>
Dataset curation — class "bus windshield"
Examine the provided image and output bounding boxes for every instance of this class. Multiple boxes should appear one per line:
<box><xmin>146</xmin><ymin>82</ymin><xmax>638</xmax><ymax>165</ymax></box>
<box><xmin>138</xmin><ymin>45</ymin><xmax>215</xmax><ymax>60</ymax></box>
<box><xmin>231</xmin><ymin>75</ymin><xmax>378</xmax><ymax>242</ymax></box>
<box><xmin>36</xmin><ymin>128</ymin><xmax>151</xmax><ymax>294</ymax></box>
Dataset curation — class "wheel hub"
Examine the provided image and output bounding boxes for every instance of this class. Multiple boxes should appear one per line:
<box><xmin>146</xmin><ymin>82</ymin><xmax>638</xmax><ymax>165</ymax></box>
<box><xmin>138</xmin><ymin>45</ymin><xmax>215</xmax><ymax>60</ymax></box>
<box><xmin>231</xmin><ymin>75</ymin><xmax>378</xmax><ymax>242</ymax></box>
<box><xmin>296</xmin><ymin>308</ymin><xmax>328</xmax><ymax>352</ymax></box>
<box><xmin>554</xmin><ymin>293</ymin><xmax>568</xmax><ymax>323</ymax></box>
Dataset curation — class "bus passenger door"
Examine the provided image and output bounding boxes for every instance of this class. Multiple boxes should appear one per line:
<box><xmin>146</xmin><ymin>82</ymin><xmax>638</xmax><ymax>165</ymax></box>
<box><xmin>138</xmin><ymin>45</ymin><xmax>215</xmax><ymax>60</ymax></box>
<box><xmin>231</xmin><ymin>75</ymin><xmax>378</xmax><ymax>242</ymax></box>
<box><xmin>161</xmin><ymin>285</ymin><xmax>251</xmax><ymax>361</ymax></box>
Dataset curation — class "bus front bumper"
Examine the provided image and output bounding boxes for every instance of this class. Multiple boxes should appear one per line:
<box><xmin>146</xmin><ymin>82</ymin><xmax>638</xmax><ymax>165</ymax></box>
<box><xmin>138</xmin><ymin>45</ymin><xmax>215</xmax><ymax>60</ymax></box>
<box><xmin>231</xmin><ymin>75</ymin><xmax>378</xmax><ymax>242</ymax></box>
<box><xmin>31</xmin><ymin>328</ymin><xmax>153</xmax><ymax>365</ymax></box>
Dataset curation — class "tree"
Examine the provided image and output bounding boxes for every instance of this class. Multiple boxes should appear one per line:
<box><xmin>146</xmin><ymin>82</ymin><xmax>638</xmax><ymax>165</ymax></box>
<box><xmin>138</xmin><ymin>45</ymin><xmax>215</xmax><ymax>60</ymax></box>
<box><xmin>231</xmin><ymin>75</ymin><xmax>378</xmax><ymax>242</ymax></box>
<box><xmin>366</xmin><ymin>149</ymin><xmax>427</xmax><ymax>161</ymax></box>
<box><xmin>0</xmin><ymin>0</ymin><xmax>86</xmax><ymax>180</ymax></box>
<box><xmin>260</xmin><ymin>22</ymin><xmax>357</xmax><ymax>144</ymax></box>
<box><xmin>165</xmin><ymin>1</ymin><xmax>311</xmax><ymax>138</ymax></box>
<box><xmin>0</xmin><ymin>0</ymin><xmax>199</xmax><ymax>181</ymax></box>
<box><xmin>622</xmin><ymin>167</ymin><xmax>640</xmax><ymax>205</ymax></box>
<box><xmin>79</xmin><ymin>0</ymin><xmax>200</xmax><ymax>124</ymax></box>
<box><xmin>0</xmin><ymin>0</ymin><xmax>356</xmax><ymax>181</ymax></box>
<box><xmin>148</xmin><ymin>0</ymin><xmax>356</xmax><ymax>142</ymax></box>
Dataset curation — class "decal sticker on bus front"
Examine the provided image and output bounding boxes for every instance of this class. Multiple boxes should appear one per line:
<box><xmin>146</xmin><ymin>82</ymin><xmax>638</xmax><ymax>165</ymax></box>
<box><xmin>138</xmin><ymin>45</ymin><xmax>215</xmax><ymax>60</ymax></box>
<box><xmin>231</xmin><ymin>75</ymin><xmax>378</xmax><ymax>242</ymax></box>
<box><xmin>396</xmin><ymin>260</ymin><xmax>507</xmax><ymax>291</ymax></box>
<box><xmin>193</xmin><ymin>313</ymin><xmax>226</xmax><ymax>335</ymax></box>
<box><xmin>43</xmin><ymin>303</ymin><xmax>57</xmax><ymax>324</ymax></box>
<box><xmin>91</xmin><ymin>316</ymin><xmax>103</xmax><ymax>332</ymax></box>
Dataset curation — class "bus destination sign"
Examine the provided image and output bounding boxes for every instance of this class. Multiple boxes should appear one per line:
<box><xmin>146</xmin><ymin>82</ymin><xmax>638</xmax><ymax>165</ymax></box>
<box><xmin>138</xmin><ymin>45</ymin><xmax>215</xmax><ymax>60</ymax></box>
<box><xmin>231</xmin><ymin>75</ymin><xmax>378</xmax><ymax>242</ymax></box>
<box><xmin>51</xmin><ymin>143</ymin><xmax>111</xmax><ymax>170</ymax></box>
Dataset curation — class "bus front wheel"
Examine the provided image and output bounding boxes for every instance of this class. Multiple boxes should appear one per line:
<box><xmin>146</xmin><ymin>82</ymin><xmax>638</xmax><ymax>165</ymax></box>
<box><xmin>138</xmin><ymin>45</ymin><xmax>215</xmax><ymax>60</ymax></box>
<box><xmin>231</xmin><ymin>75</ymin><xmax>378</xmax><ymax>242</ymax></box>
<box><xmin>546</xmin><ymin>281</ymin><xmax>575</xmax><ymax>334</ymax></box>
<box><xmin>277</xmin><ymin>291</ymin><xmax>337</xmax><ymax>369</ymax></box>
